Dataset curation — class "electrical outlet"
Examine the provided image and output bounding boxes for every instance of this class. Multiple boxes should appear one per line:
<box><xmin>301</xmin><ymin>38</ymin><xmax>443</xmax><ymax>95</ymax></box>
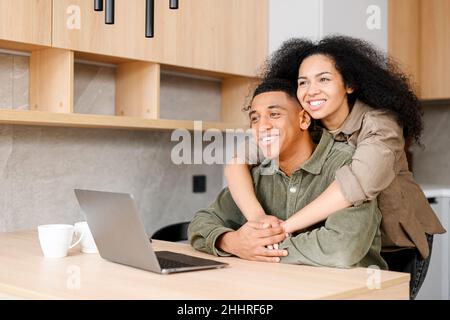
<box><xmin>193</xmin><ymin>175</ymin><xmax>206</xmax><ymax>193</ymax></box>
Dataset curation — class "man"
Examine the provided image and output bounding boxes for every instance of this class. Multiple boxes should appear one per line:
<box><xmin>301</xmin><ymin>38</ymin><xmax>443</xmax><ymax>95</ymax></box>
<box><xmin>188</xmin><ymin>78</ymin><xmax>387</xmax><ymax>269</ymax></box>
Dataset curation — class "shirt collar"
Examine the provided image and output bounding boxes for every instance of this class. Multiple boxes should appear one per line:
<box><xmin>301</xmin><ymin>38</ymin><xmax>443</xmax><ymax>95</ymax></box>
<box><xmin>297</xmin><ymin>129</ymin><xmax>334</xmax><ymax>175</ymax></box>
<box><xmin>261</xmin><ymin>129</ymin><xmax>334</xmax><ymax>176</ymax></box>
<box><xmin>333</xmin><ymin>100</ymin><xmax>372</xmax><ymax>137</ymax></box>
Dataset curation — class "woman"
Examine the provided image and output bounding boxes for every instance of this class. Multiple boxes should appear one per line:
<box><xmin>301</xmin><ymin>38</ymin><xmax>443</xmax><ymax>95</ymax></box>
<box><xmin>224</xmin><ymin>36</ymin><xmax>445</xmax><ymax>297</ymax></box>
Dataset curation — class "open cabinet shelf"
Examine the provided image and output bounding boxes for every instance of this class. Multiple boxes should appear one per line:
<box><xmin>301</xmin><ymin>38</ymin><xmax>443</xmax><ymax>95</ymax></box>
<box><xmin>0</xmin><ymin>41</ymin><xmax>254</xmax><ymax>132</ymax></box>
<box><xmin>0</xmin><ymin>109</ymin><xmax>248</xmax><ymax>131</ymax></box>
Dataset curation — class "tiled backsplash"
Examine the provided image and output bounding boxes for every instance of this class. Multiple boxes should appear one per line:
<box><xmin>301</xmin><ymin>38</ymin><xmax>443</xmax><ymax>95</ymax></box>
<box><xmin>0</xmin><ymin>52</ymin><xmax>224</xmax><ymax>234</ymax></box>
<box><xmin>0</xmin><ymin>53</ymin><xmax>28</xmax><ymax>110</ymax></box>
<box><xmin>412</xmin><ymin>103</ymin><xmax>450</xmax><ymax>187</ymax></box>
<box><xmin>74</xmin><ymin>62</ymin><xmax>116</xmax><ymax>115</ymax></box>
<box><xmin>160</xmin><ymin>72</ymin><xmax>222</xmax><ymax>122</ymax></box>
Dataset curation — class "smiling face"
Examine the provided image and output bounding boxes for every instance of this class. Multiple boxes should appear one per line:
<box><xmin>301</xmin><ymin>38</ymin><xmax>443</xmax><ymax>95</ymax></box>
<box><xmin>297</xmin><ymin>54</ymin><xmax>354</xmax><ymax>130</ymax></box>
<box><xmin>249</xmin><ymin>91</ymin><xmax>308</xmax><ymax>160</ymax></box>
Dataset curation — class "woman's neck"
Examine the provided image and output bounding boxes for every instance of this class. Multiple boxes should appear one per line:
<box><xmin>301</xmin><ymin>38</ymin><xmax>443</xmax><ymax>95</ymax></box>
<box><xmin>322</xmin><ymin>99</ymin><xmax>352</xmax><ymax>131</ymax></box>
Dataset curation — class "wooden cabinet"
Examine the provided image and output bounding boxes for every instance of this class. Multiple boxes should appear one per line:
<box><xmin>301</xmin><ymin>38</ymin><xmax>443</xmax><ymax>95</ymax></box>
<box><xmin>0</xmin><ymin>0</ymin><xmax>264</xmax><ymax>130</ymax></box>
<box><xmin>389</xmin><ymin>0</ymin><xmax>450</xmax><ymax>100</ymax></box>
<box><xmin>52</xmin><ymin>0</ymin><xmax>267</xmax><ymax>77</ymax></box>
<box><xmin>388</xmin><ymin>0</ymin><xmax>421</xmax><ymax>92</ymax></box>
<box><xmin>420</xmin><ymin>0</ymin><xmax>450</xmax><ymax>100</ymax></box>
<box><xmin>0</xmin><ymin>0</ymin><xmax>51</xmax><ymax>46</ymax></box>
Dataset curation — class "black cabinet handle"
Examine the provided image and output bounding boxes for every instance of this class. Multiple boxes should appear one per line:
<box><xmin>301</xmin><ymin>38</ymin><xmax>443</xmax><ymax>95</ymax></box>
<box><xmin>145</xmin><ymin>0</ymin><xmax>154</xmax><ymax>38</ymax></box>
<box><xmin>169</xmin><ymin>0</ymin><xmax>179</xmax><ymax>9</ymax></box>
<box><xmin>105</xmin><ymin>0</ymin><xmax>115</xmax><ymax>24</ymax></box>
<box><xmin>94</xmin><ymin>0</ymin><xmax>103</xmax><ymax>11</ymax></box>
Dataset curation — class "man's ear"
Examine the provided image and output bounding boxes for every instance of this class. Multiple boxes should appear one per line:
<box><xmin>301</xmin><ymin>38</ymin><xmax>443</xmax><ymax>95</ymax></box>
<box><xmin>298</xmin><ymin>109</ymin><xmax>311</xmax><ymax>131</ymax></box>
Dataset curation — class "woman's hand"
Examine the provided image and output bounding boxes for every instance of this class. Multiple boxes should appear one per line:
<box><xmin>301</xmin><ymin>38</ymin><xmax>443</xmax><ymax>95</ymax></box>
<box><xmin>217</xmin><ymin>221</ymin><xmax>288</xmax><ymax>262</ymax></box>
<box><xmin>248</xmin><ymin>216</ymin><xmax>285</xmax><ymax>250</ymax></box>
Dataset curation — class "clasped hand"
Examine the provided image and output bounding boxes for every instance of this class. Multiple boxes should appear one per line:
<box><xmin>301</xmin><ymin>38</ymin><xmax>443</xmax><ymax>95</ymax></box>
<box><xmin>219</xmin><ymin>215</ymin><xmax>289</xmax><ymax>263</ymax></box>
<box><xmin>250</xmin><ymin>215</ymin><xmax>291</xmax><ymax>250</ymax></box>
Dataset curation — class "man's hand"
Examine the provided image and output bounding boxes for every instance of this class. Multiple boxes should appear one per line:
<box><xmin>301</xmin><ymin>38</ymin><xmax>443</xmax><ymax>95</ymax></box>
<box><xmin>217</xmin><ymin>222</ymin><xmax>288</xmax><ymax>263</ymax></box>
<box><xmin>248</xmin><ymin>215</ymin><xmax>285</xmax><ymax>249</ymax></box>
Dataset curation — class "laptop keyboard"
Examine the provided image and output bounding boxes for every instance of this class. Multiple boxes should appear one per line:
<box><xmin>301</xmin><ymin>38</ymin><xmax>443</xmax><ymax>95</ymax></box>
<box><xmin>157</xmin><ymin>257</ymin><xmax>192</xmax><ymax>269</ymax></box>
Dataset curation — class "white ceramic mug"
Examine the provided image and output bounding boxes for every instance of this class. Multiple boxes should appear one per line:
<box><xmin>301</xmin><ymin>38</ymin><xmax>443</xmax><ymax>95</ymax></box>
<box><xmin>74</xmin><ymin>221</ymin><xmax>98</xmax><ymax>253</ymax></box>
<box><xmin>38</xmin><ymin>224</ymin><xmax>83</xmax><ymax>258</ymax></box>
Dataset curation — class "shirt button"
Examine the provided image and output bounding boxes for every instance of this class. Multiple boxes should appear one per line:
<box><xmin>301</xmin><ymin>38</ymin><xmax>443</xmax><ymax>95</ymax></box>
<box><xmin>289</xmin><ymin>187</ymin><xmax>297</xmax><ymax>193</ymax></box>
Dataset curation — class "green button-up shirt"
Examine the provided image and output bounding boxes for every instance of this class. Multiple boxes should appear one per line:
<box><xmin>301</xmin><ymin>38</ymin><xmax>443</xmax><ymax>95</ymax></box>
<box><xmin>188</xmin><ymin>130</ymin><xmax>387</xmax><ymax>269</ymax></box>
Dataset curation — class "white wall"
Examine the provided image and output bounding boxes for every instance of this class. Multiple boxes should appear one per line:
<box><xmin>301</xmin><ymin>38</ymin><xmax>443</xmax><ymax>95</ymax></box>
<box><xmin>322</xmin><ymin>0</ymin><xmax>387</xmax><ymax>52</ymax></box>
<box><xmin>268</xmin><ymin>0</ymin><xmax>388</xmax><ymax>54</ymax></box>
<box><xmin>268</xmin><ymin>0</ymin><xmax>322</xmax><ymax>54</ymax></box>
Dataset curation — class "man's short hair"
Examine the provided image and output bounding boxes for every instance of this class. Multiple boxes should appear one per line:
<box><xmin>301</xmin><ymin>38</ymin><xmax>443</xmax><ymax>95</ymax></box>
<box><xmin>252</xmin><ymin>78</ymin><xmax>298</xmax><ymax>101</ymax></box>
<box><xmin>243</xmin><ymin>78</ymin><xmax>299</xmax><ymax>112</ymax></box>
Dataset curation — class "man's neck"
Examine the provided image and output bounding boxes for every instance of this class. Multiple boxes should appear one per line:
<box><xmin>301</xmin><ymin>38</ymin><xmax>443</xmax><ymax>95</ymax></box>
<box><xmin>279</xmin><ymin>134</ymin><xmax>316</xmax><ymax>177</ymax></box>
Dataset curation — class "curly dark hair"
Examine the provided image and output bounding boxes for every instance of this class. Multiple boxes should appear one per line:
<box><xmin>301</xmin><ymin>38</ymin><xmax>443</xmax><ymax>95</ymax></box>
<box><xmin>261</xmin><ymin>35</ymin><xmax>423</xmax><ymax>143</ymax></box>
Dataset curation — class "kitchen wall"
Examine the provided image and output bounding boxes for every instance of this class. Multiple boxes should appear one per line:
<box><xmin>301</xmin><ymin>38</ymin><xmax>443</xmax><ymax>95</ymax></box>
<box><xmin>412</xmin><ymin>103</ymin><xmax>450</xmax><ymax>187</ymax></box>
<box><xmin>0</xmin><ymin>52</ymin><xmax>225</xmax><ymax>235</ymax></box>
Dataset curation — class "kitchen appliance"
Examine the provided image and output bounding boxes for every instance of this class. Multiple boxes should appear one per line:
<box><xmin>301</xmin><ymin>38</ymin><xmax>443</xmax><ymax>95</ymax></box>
<box><xmin>416</xmin><ymin>186</ymin><xmax>450</xmax><ymax>300</ymax></box>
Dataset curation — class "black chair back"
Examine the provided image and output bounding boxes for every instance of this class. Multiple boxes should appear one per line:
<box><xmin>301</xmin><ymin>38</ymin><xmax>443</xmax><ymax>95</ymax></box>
<box><xmin>151</xmin><ymin>221</ymin><xmax>190</xmax><ymax>242</ymax></box>
<box><xmin>381</xmin><ymin>234</ymin><xmax>433</xmax><ymax>300</ymax></box>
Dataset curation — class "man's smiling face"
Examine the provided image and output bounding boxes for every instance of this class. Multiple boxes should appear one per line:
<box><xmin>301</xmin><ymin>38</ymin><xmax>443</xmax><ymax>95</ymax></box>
<box><xmin>249</xmin><ymin>91</ymin><xmax>304</xmax><ymax>160</ymax></box>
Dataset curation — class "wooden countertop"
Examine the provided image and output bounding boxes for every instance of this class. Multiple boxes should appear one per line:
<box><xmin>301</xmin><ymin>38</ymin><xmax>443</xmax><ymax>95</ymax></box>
<box><xmin>0</xmin><ymin>230</ymin><xmax>409</xmax><ymax>300</ymax></box>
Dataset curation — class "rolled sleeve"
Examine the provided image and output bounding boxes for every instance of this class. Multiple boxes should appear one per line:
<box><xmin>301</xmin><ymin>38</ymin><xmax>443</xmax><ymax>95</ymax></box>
<box><xmin>335</xmin><ymin>111</ymin><xmax>404</xmax><ymax>205</ymax></box>
<box><xmin>188</xmin><ymin>188</ymin><xmax>245</xmax><ymax>256</ymax></box>
<box><xmin>335</xmin><ymin>165</ymin><xmax>366</xmax><ymax>205</ymax></box>
<box><xmin>207</xmin><ymin>227</ymin><xmax>235</xmax><ymax>257</ymax></box>
<box><xmin>188</xmin><ymin>210</ymin><xmax>234</xmax><ymax>256</ymax></box>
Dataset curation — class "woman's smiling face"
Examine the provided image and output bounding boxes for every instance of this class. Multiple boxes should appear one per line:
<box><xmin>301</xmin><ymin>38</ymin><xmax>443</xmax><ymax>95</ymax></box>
<box><xmin>297</xmin><ymin>54</ymin><xmax>354</xmax><ymax>130</ymax></box>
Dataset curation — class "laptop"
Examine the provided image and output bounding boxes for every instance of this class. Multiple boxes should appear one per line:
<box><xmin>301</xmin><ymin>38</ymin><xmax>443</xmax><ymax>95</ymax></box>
<box><xmin>74</xmin><ymin>189</ymin><xmax>228</xmax><ymax>274</ymax></box>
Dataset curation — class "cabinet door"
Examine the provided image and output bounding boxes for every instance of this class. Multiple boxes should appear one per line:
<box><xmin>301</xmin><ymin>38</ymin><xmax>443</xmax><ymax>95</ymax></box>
<box><xmin>388</xmin><ymin>0</ymin><xmax>421</xmax><ymax>91</ymax></box>
<box><xmin>389</xmin><ymin>0</ymin><xmax>450</xmax><ymax>100</ymax></box>
<box><xmin>52</xmin><ymin>0</ymin><xmax>267</xmax><ymax>76</ymax></box>
<box><xmin>0</xmin><ymin>0</ymin><xmax>52</xmax><ymax>46</ymax></box>
<box><xmin>420</xmin><ymin>0</ymin><xmax>450</xmax><ymax>100</ymax></box>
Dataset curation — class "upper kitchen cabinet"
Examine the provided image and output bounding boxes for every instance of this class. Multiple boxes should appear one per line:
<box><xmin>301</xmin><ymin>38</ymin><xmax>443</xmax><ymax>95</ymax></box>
<box><xmin>0</xmin><ymin>0</ymin><xmax>52</xmax><ymax>47</ymax></box>
<box><xmin>420</xmin><ymin>0</ymin><xmax>450</xmax><ymax>100</ymax></box>
<box><xmin>389</xmin><ymin>0</ymin><xmax>450</xmax><ymax>100</ymax></box>
<box><xmin>52</xmin><ymin>0</ymin><xmax>267</xmax><ymax>77</ymax></box>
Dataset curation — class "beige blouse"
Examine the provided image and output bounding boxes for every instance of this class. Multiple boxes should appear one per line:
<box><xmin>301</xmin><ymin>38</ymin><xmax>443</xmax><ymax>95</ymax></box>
<box><xmin>333</xmin><ymin>100</ymin><xmax>445</xmax><ymax>258</ymax></box>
